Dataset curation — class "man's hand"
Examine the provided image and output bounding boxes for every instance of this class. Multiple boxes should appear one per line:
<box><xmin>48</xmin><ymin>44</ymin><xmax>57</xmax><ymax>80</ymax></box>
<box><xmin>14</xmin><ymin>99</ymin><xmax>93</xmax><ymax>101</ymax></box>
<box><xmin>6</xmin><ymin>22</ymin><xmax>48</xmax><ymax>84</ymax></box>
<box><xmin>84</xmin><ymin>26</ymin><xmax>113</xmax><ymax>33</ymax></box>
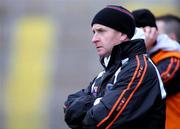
<box><xmin>143</xmin><ymin>26</ymin><xmax>158</xmax><ymax>50</ymax></box>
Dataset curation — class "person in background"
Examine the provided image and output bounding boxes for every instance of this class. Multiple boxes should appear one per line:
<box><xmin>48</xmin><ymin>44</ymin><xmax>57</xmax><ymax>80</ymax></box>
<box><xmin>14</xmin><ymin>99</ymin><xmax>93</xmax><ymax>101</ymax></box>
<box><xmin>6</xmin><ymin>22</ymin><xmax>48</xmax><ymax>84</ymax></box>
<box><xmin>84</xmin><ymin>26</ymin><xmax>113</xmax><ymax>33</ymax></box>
<box><xmin>156</xmin><ymin>14</ymin><xmax>180</xmax><ymax>43</ymax></box>
<box><xmin>132</xmin><ymin>9</ymin><xmax>180</xmax><ymax>129</ymax></box>
<box><xmin>64</xmin><ymin>5</ymin><xmax>166</xmax><ymax>129</ymax></box>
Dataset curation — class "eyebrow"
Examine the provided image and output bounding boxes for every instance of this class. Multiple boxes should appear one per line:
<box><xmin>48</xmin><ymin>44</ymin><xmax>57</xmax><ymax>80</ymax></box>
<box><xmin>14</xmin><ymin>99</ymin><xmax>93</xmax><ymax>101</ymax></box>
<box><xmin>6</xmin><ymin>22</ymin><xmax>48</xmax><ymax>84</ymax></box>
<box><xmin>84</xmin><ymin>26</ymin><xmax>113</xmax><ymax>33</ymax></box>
<box><xmin>92</xmin><ymin>26</ymin><xmax>105</xmax><ymax>32</ymax></box>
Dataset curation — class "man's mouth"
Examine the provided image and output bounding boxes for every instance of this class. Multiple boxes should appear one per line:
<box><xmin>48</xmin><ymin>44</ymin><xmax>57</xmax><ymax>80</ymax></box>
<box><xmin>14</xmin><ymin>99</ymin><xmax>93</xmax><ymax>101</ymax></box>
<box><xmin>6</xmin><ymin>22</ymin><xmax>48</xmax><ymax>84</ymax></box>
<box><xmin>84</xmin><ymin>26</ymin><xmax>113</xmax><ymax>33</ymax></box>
<box><xmin>96</xmin><ymin>46</ymin><xmax>102</xmax><ymax>49</ymax></box>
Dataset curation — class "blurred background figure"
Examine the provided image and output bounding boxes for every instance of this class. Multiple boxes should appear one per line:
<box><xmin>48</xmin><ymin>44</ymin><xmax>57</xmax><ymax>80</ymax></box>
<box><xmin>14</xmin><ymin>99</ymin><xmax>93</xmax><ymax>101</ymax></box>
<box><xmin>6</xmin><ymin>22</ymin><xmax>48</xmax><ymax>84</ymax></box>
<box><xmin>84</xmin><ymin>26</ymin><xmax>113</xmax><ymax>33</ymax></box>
<box><xmin>132</xmin><ymin>8</ymin><xmax>180</xmax><ymax>129</ymax></box>
<box><xmin>0</xmin><ymin>0</ymin><xmax>179</xmax><ymax>129</ymax></box>
<box><xmin>156</xmin><ymin>14</ymin><xmax>180</xmax><ymax>43</ymax></box>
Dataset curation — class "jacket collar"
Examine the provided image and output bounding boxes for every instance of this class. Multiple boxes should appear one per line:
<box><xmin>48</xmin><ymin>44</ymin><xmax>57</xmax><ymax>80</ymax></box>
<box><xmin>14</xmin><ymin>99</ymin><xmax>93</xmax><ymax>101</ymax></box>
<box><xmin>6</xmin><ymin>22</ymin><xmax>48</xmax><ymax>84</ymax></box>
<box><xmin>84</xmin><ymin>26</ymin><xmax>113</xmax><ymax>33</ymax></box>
<box><xmin>100</xmin><ymin>39</ymin><xmax>146</xmax><ymax>70</ymax></box>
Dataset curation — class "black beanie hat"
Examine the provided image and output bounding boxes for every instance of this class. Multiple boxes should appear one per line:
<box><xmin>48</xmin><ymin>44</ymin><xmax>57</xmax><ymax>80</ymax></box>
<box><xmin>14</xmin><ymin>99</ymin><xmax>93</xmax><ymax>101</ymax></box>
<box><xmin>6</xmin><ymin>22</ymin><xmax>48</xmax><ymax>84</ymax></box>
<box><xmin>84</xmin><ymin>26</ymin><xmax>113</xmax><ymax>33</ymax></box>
<box><xmin>132</xmin><ymin>9</ymin><xmax>157</xmax><ymax>28</ymax></box>
<box><xmin>91</xmin><ymin>5</ymin><xmax>135</xmax><ymax>39</ymax></box>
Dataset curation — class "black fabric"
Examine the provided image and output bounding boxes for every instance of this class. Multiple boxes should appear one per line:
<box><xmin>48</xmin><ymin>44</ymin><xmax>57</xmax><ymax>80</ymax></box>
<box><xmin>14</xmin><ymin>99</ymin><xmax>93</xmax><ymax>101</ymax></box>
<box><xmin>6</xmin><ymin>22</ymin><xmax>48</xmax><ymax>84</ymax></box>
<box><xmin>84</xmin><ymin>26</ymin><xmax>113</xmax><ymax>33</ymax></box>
<box><xmin>103</xmin><ymin>39</ymin><xmax>146</xmax><ymax>70</ymax></box>
<box><xmin>132</xmin><ymin>9</ymin><xmax>157</xmax><ymax>28</ymax></box>
<box><xmin>91</xmin><ymin>5</ymin><xmax>135</xmax><ymax>39</ymax></box>
<box><xmin>64</xmin><ymin>94</ymin><xmax>95</xmax><ymax>129</ymax></box>
<box><xmin>82</xmin><ymin>39</ymin><xmax>165</xmax><ymax>129</ymax></box>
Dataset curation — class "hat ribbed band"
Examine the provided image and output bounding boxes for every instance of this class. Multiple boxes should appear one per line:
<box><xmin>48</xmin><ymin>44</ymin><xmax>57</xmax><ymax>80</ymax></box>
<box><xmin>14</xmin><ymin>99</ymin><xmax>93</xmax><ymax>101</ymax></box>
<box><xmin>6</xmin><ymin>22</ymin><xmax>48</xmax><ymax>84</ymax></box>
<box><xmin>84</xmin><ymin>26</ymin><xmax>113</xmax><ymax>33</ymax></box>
<box><xmin>107</xmin><ymin>6</ymin><xmax>134</xmax><ymax>19</ymax></box>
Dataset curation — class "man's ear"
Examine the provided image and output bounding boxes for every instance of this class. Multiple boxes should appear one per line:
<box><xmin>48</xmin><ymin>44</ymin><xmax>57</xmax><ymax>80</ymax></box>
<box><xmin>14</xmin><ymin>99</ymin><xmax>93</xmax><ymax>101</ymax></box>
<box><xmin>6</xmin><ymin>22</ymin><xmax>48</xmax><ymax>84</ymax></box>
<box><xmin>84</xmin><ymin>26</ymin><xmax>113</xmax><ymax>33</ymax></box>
<box><xmin>169</xmin><ymin>33</ymin><xmax>177</xmax><ymax>41</ymax></box>
<box><xmin>120</xmin><ymin>33</ymin><xmax>128</xmax><ymax>41</ymax></box>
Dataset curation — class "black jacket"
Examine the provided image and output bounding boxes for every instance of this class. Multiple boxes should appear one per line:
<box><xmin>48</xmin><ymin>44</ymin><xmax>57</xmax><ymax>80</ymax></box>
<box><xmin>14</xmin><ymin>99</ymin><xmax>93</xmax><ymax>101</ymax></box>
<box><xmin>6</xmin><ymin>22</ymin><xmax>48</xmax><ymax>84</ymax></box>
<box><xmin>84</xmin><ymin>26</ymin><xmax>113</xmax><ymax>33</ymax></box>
<box><xmin>64</xmin><ymin>39</ymin><xmax>166</xmax><ymax>129</ymax></box>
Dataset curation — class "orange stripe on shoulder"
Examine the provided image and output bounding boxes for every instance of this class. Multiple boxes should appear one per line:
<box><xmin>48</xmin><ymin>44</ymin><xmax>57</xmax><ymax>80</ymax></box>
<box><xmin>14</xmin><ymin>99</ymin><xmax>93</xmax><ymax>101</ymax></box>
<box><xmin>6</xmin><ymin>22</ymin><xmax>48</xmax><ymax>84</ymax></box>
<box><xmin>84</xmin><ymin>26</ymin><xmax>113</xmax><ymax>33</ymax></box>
<box><xmin>152</xmin><ymin>50</ymin><xmax>180</xmax><ymax>64</ymax></box>
<box><xmin>105</xmin><ymin>55</ymin><xmax>148</xmax><ymax>129</ymax></box>
<box><xmin>164</xmin><ymin>58</ymin><xmax>180</xmax><ymax>83</ymax></box>
<box><xmin>161</xmin><ymin>58</ymin><xmax>174</xmax><ymax>80</ymax></box>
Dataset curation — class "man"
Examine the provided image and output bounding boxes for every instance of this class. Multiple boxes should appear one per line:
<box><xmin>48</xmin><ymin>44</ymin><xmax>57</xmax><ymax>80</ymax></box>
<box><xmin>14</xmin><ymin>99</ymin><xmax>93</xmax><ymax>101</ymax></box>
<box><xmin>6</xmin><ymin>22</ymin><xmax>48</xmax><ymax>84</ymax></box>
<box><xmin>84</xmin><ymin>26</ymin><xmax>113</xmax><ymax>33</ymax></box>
<box><xmin>64</xmin><ymin>5</ymin><xmax>166</xmax><ymax>129</ymax></box>
<box><xmin>132</xmin><ymin>9</ymin><xmax>180</xmax><ymax>129</ymax></box>
<box><xmin>156</xmin><ymin>14</ymin><xmax>180</xmax><ymax>43</ymax></box>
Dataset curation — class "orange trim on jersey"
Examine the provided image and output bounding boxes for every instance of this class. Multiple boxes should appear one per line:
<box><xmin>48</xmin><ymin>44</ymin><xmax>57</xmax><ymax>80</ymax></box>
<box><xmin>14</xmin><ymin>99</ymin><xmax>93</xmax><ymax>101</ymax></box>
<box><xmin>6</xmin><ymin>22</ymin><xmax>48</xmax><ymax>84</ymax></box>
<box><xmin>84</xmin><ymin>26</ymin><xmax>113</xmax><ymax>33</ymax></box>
<box><xmin>166</xmin><ymin>92</ymin><xmax>180</xmax><ymax>129</ymax></box>
<box><xmin>152</xmin><ymin>50</ymin><xmax>180</xmax><ymax>64</ymax></box>
<box><xmin>161</xmin><ymin>58</ymin><xmax>174</xmax><ymax>80</ymax></box>
<box><xmin>97</xmin><ymin>55</ymin><xmax>140</xmax><ymax>128</ymax></box>
<box><xmin>105</xmin><ymin>55</ymin><xmax>148</xmax><ymax>129</ymax></box>
<box><xmin>164</xmin><ymin>58</ymin><xmax>180</xmax><ymax>83</ymax></box>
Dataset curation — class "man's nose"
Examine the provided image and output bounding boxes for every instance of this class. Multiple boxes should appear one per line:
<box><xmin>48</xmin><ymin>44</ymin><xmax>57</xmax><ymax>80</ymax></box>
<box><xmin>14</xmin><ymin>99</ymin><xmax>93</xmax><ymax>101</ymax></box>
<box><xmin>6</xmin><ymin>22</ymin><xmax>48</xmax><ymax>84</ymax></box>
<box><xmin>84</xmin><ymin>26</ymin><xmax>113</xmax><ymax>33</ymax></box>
<box><xmin>92</xmin><ymin>34</ymin><xmax>99</xmax><ymax>43</ymax></box>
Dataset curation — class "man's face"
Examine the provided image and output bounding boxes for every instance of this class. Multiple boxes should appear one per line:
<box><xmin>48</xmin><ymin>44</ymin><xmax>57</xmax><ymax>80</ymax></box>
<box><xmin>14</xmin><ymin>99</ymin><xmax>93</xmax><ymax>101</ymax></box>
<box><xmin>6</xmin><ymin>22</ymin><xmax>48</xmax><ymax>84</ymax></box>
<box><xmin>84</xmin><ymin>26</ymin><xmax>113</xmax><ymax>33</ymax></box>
<box><xmin>156</xmin><ymin>20</ymin><xmax>178</xmax><ymax>41</ymax></box>
<box><xmin>91</xmin><ymin>24</ymin><xmax>123</xmax><ymax>57</ymax></box>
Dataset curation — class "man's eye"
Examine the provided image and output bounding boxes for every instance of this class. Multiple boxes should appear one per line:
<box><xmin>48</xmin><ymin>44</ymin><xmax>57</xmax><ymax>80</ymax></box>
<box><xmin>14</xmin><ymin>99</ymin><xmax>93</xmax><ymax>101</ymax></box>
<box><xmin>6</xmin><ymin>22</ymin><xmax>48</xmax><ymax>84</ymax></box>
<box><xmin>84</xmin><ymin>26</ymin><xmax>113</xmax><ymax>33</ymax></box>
<box><xmin>97</xmin><ymin>29</ymin><xmax>106</xmax><ymax>33</ymax></box>
<box><xmin>98</xmin><ymin>29</ymin><xmax>103</xmax><ymax>32</ymax></box>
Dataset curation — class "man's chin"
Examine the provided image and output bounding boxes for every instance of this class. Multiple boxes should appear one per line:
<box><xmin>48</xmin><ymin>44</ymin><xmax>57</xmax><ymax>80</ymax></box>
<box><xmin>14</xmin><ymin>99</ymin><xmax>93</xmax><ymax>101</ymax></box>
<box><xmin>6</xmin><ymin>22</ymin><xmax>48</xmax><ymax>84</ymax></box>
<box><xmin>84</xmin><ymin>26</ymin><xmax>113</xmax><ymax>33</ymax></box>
<box><xmin>97</xmin><ymin>52</ymin><xmax>105</xmax><ymax>57</ymax></box>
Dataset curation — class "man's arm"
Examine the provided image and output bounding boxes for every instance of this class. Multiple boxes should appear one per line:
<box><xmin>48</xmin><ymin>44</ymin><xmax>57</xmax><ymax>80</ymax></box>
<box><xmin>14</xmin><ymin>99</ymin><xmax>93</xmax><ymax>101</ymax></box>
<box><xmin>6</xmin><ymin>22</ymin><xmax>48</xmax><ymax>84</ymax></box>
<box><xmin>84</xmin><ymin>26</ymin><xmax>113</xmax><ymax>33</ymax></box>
<box><xmin>63</xmin><ymin>78</ymin><xmax>97</xmax><ymax>129</ymax></box>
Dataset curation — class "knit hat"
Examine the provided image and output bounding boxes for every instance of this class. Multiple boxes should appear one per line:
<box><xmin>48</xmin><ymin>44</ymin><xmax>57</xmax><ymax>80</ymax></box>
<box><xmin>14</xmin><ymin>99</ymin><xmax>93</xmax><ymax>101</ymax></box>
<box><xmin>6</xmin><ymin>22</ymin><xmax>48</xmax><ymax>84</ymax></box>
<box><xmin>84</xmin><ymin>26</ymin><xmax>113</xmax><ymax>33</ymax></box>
<box><xmin>91</xmin><ymin>5</ymin><xmax>135</xmax><ymax>39</ymax></box>
<box><xmin>132</xmin><ymin>9</ymin><xmax>157</xmax><ymax>28</ymax></box>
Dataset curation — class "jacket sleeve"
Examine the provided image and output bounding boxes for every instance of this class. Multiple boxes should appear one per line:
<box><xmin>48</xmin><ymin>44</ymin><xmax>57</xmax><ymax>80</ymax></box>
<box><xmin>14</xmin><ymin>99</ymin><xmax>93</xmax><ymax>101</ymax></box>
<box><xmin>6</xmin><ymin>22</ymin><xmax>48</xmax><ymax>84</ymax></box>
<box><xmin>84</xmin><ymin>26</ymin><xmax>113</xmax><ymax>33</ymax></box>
<box><xmin>64</xmin><ymin>88</ymin><xmax>91</xmax><ymax>112</ymax></box>
<box><xmin>82</xmin><ymin>55</ymin><xmax>163</xmax><ymax>129</ymax></box>
<box><xmin>64</xmin><ymin>80</ymin><xmax>96</xmax><ymax>129</ymax></box>
<box><xmin>65</xmin><ymin>93</ymin><xmax>95</xmax><ymax>129</ymax></box>
<box><xmin>155</xmin><ymin>57</ymin><xmax>180</xmax><ymax>95</ymax></box>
